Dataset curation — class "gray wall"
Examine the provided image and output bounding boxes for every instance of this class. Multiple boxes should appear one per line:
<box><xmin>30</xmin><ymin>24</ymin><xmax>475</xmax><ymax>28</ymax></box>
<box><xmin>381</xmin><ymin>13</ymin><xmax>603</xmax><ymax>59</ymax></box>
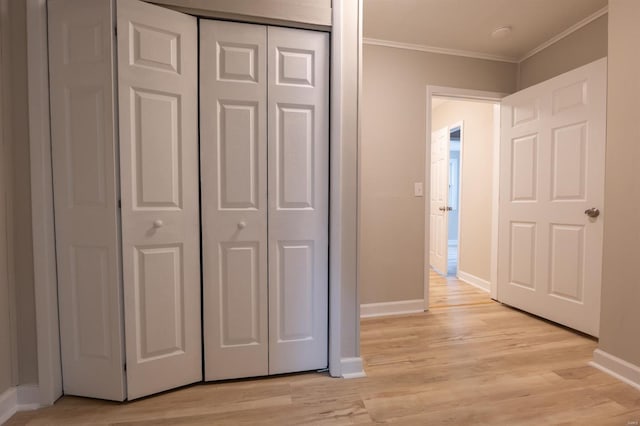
<box><xmin>518</xmin><ymin>14</ymin><xmax>607</xmax><ymax>90</ymax></box>
<box><xmin>0</xmin><ymin>0</ymin><xmax>14</xmax><ymax>395</ymax></box>
<box><xmin>360</xmin><ymin>45</ymin><xmax>516</xmax><ymax>304</ymax></box>
<box><xmin>598</xmin><ymin>0</ymin><xmax>640</xmax><ymax>367</ymax></box>
<box><xmin>3</xmin><ymin>0</ymin><xmax>38</xmax><ymax>388</ymax></box>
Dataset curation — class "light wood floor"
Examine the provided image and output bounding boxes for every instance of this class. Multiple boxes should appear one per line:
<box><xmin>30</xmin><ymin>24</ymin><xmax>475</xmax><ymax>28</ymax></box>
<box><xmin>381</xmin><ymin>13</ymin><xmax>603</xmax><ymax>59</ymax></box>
<box><xmin>8</xmin><ymin>275</ymin><xmax>640</xmax><ymax>425</ymax></box>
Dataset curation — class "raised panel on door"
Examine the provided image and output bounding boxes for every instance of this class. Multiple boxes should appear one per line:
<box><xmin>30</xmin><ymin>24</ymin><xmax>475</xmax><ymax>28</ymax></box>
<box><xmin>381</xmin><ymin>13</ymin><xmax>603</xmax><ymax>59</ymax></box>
<box><xmin>498</xmin><ymin>58</ymin><xmax>606</xmax><ymax>336</ymax></box>
<box><xmin>117</xmin><ymin>0</ymin><xmax>200</xmax><ymax>399</ymax></box>
<box><xmin>48</xmin><ymin>0</ymin><xmax>125</xmax><ymax>401</ymax></box>
<box><xmin>200</xmin><ymin>20</ymin><xmax>268</xmax><ymax>381</ymax></box>
<box><xmin>268</xmin><ymin>26</ymin><xmax>329</xmax><ymax>374</ymax></box>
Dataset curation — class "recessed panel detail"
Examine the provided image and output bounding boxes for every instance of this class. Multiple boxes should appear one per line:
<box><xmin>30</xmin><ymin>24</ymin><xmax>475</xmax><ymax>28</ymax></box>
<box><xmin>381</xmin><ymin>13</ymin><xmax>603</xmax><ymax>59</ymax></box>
<box><xmin>219</xmin><ymin>243</ymin><xmax>260</xmax><ymax>347</ymax></box>
<box><xmin>130</xmin><ymin>23</ymin><xmax>180</xmax><ymax>73</ymax></box>
<box><xmin>218</xmin><ymin>101</ymin><xmax>259</xmax><ymax>210</ymax></box>
<box><xmin>135</xmin><ymin>245</ymin><xmax>185</xmax><ymax>361</ymax></box>
<box><xmin>277</xmin><ymin>241</ymin><xmax>314</xmax><ymax>342</ymax></box>
<box><xmin>65</xmin><ymin>86</ymin><xmax>107</xmax><ymax>207</ymax></box>
<box><xmin>552</xmin><ymin>81</ymin><xmax>587</xmax><ymax>115</ymax></box>
<box><xmin>511</xmin><ymin>134</ymin><xmax>538</xmax><ymax>202</ymax></box>
<box><xmin>509</xmin><ymin>222</ymin><xmax>536</xmax><ymax>290</ymax></box>
<box><xmin>277</xmin><ymin>105</ymin><xmax>314</xmax><ymax>210</ymax></box>
<box><xmin>277</xmin><ymin>48</ymin><xmax>314</xmax><ymax>87</ymax></box>
<box><xmin>551</xmin><ymin>122</ymin><xmax>587</xmax><ymax>201</ymax></box>
<box><xmin>63</xmin><ymin>22</ymin><xmax>103</xmax><ymax>64</ymax></box>
<box><xmin>70</xmin><ymin>246</ymin><xmax>110</xmax><ymax>360</ymax></box>
<box><xmin>132</xmin><ymin>89</ymin><xmax>182</xmax><ymax>209</ymax></box>
<box><xmin>217</xmin><ymin>42</ymin><xmax>258</xmax><ymax>82</ymax></box>
<box><xmin>512</xmin><ymin>100</ymin><xmax>539</xmax><ymax>127</ymax></box>
<box><xmin>549</xmin><ymin>225</ymin><xmax>585</xmax><ymax>302</ymax></box>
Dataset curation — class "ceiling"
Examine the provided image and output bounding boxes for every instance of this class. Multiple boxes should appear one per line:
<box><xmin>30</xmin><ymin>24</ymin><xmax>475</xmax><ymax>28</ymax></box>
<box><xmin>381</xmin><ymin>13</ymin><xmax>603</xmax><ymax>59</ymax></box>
<box><xmin>363</xmin><ymin>0</ymin><xmax>608</xmax><ymax>62</ymax></box>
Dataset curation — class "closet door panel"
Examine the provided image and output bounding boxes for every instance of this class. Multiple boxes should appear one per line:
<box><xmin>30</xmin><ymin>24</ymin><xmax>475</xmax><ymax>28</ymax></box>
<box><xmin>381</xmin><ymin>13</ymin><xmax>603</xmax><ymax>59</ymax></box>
<box><xmin>268</xmin><ymin>27</ymin><xmax>329</xmax><ymax>374</ymax></box>
<box><xmin>48</xmin><ymin>0</ymin><xmax>126</xmax><ymax>401</ymax></box>
<box><xmin>200</xmin><ymin>20</ymin><xmax>269</xmax><ymax>381</ymax></box>
<box><xmin>117</xmin><ymin>0</ymin><xmax>200</xmax><ymax>399</ymax></box>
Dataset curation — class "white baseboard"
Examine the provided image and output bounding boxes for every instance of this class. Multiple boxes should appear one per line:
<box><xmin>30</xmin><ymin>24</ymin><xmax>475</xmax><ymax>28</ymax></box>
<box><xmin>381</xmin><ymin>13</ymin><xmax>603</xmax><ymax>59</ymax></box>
<box><xmin>0</xmin><ymin>385</ymin><xmax>40</xmax><ymax>424</ymax></box>
<box><xmin>360</xmin><ymin>299</ymin><xmax>425</xmax><ymax>318</ymax></box>
<box><xmin>340</xmin><ymin>357</ymin><xmax>366</xmax><ymax>379</ymax></box>
<box><xmin>457</xmin><ymin>270</ymin><xmax>490</xmax><ymax>293</ymax></box>
<box><xmin>590</xmin><ymin>349</ymin><xmax>640</xmax><ymax>391</ymax></box>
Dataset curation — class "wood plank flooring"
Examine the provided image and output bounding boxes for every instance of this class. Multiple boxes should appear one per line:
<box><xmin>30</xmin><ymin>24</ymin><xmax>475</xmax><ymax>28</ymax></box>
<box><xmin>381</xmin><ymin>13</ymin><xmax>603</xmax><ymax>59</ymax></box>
<box><xmin>7</xmin><ymin>274</ymin><xmax>640</xmax><ymax>425</ymax></box>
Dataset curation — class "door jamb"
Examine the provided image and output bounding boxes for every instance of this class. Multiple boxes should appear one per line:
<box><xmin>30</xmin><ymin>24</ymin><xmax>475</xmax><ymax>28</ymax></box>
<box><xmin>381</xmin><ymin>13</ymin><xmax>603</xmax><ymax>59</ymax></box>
<box><xmin>424</xmin><ymin>86</ymin><xmax>504</xmax><ymax>310</ymax></box>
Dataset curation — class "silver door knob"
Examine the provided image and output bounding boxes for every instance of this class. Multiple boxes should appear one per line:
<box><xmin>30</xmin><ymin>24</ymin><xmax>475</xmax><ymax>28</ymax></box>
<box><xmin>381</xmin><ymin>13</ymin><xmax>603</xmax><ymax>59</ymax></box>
<box><xmin>584</xmin><ymin>208</ymin><xmax>600</xmax><ymax>218</ymax></box>
<box><xmin>439</xmin><ymin>206</ymin><xmax>446</xmax><ymax>211</ymax></box>
<box><xmin>153</xmin><ymin>219</ymin><xmax>164</xmax><ymax>228</ymax></box>
<box><xmin>237</xmin><ymin>221</ymin><xmax>247</xmax><ymax>230</ymax></box>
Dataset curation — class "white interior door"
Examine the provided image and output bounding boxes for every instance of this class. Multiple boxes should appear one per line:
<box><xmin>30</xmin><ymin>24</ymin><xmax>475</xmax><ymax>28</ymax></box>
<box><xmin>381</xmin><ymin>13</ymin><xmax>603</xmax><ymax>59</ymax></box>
<box><xmin>498</xmin><ymin>58</ymin><xmax>606</xmax><ymax>337</ymax></box>
<box><xmin>117</xmin><ymin>0</ymin><xmax>201</xmax><ymax>399</ymax></box>
<box><xmin>49</xmin><ymin>0</ymin><xmax>125</xmax><ymax>401</ymax></box>
<box><xmin>429</xmin><ymin>126</ymin><xmax>449</xmax><ymax>275</ymax></box>
<box><xmin>267</xmin><ymin>27</ymin><xmax>329</xmax><ymax>374</ymax></box>
<box><xmin>200</xmin><ymin>20</ymin><xmax>269</xmax><ymax>381</ymax></box>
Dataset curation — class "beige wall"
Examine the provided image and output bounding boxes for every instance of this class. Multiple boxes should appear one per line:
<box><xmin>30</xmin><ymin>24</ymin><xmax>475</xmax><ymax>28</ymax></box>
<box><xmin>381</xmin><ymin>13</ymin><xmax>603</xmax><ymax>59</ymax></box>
<box><xmin>598</xmin><ymin>0</ymin><xmax>640</xmax><ymax>366</ymax></box>
<box><xmin>431</xmin><ymin>100</ymin><xmax>496</xmax><ymax>282</ymax></box>
<box><xmin>360</xmin><ymin>44</ymin><xmax>516</xmax><ymax>304</ymax></box>
<box><xmin>0</xmin><ymin>0</ymin><xmax>13</xmax><ymax>394</ymax></box>
<box><xmin>518</xmin><ymin>14</ymin><xmax>607</xmax><ymax>90</ymax></box>
<box><xmin>4</xmin><ymin>0</ymin><xmax>38</xmax><ymax>387</ymax></box>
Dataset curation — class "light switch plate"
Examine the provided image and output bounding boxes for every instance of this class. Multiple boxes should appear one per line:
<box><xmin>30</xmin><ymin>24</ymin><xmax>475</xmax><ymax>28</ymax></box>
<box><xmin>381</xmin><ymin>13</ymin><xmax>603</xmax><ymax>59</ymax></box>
<box><xmin>414</xmin><ymin>182</ymin><xmax>424</xmax><ymax>197</ymax></box>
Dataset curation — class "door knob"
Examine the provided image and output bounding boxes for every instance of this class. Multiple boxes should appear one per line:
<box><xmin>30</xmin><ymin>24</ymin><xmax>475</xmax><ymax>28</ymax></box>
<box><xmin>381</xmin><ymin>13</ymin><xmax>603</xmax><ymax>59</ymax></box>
<box><xmin>584</xmin><ymin>208</ymin><xmax>600</xmax><ymax>218</ymax></box>
<box><xmin>237</xmin><ymin>221</ymin><xmax>247</xmax><ymax>230</ymax></box>
<box><xmin>153</xmin><ymin>219</ymin><xmax>164</xmax><ymax>228</ymax></box>
<box><xmin>438</xmin><ymin>207</ymin><xmax>445</xmax><ymax>211</ymax></box>
<box><xmin>446</xmin><ymin>206</ymin><xmax>453</xmax><ymax>211</ymax></box>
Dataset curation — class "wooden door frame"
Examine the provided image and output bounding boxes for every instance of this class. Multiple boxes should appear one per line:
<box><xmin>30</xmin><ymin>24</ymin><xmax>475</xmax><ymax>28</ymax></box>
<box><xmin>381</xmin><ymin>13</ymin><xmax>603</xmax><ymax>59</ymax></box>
<box><xmin>27</xmin><ymin>0</ymin><xmax>363</xmax><ymax>406</ymax></box>
<box><xmin>424</xmin><ymin>86</ymin><xmax>504</xmax><ymax>310</ymax></box>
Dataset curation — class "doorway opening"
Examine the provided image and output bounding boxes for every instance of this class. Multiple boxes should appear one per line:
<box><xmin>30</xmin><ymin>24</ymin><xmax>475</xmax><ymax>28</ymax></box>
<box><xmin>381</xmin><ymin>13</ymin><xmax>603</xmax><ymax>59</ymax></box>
<box><xmin>424</xmin><ymin>87</ymin><xmax>503</xmax><ymax>310</ymax></box>
<box><xmin>447</xmin><ymin>125</ymin><xmax>461</xmax><ymax>276</ymax></box>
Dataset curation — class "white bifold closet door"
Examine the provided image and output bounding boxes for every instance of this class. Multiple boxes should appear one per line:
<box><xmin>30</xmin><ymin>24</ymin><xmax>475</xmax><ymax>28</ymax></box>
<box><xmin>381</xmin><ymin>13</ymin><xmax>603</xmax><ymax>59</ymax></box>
<box><xmin>117</xmin><ymin>0</ymin><xmax>201</xmax><ymax>399</ymax></box>
<box><xmin>50</xmin><ymin>0</ymin><xmax>201</xmax><ymax>401</ymax></box>
<box><xmin>49</xmin><ymin>0</ymin><xmax>126</xmax><ymax>401</ymax></box>
<box><xmin>200</xmin><ymin>20</ymin><xmax>329</xmax><ymax>380</ymax></box>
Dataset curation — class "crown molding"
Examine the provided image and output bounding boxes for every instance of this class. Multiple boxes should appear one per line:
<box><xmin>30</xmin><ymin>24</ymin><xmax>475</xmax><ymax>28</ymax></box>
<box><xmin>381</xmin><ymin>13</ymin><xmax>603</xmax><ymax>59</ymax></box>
<box><xmin>519</xmin><ymin>6</ymin><xmax>608</xmax><ymax>62</ymax></box>
<box><xmin>363</xmin><ymin>5</ymin><xmax>608</xmax><ymax>65</ymax></box>
<box><xmin>362</xmin><ymin>38</ymin><xmax>519</xmax><ymax>63</ymax></box>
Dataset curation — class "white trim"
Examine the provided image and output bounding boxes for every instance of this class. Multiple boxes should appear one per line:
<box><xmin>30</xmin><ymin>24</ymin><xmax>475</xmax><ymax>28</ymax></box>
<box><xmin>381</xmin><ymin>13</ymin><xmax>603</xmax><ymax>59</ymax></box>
<box><xmin>0</xmin><ymin>385</ymin><xmax>41</xmax><ymax>425</ymax></box>
<box><xmin>27</xmin><ymin>0</ymin><xmax>63</xmax><ymax>406</ymax></box>
<box><xmin>362</xmin><ymin>37</ymin><xmax>518</xmax><ymax>64</ymax></box>
<box><xmin>360</xmin><ymin>299</ymin><xmax>424</xmax><ymax>318</ymax></box>
<box><xmin>490</xmin><ymin>104</ymin><xmax>500</xmax><ymax>300</ymax></box>
<box><xmin>0</xmin><ymin>388</ymin><xmax>16</xmax><ymax>425</ymax></box>
<box><xmin>457</xmin><ymin>271</ymin><xmax>490</xmax><ymax>293</ymax></box>
<box><xmin>590</xmin><ymin>349</ymin><xmax>640</xmax><ymax>391</ymax></box>
<box><xmin>329</xmin><ymin>0</ymin><xmax>343</xmax><ymax>379</ymax></box>
<box><xmin>519</xmin><ymin>6</ymin><xmax>608</xmax><ymax>62</ymax></box>
<box><xmin>425</xmin><ymin>86</ymin><xmax>504</xmax><ymax>310</ymax></box>
<box><xmin>340</xmin><ymin>357</ymin><xmax>366</xmax><ymax>379</ymax></box>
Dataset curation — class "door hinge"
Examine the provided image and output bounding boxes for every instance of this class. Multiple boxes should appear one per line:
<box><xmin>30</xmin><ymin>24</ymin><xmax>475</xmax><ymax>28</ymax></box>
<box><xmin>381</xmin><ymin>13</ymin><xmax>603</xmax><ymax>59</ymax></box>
<box><xmin>114</xmin><ymin>26</ymin><xmax>118</xmax><ymax>38</ymax></box>
<box><xmin>118</xmin><ymin>199</ymin><xmax>122</xmax><ymax>209</ymax></box>
<box><xmin>124</xmin><ymin>362</ymin><xmax>127</xmax><ymax>372</ymax></box>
